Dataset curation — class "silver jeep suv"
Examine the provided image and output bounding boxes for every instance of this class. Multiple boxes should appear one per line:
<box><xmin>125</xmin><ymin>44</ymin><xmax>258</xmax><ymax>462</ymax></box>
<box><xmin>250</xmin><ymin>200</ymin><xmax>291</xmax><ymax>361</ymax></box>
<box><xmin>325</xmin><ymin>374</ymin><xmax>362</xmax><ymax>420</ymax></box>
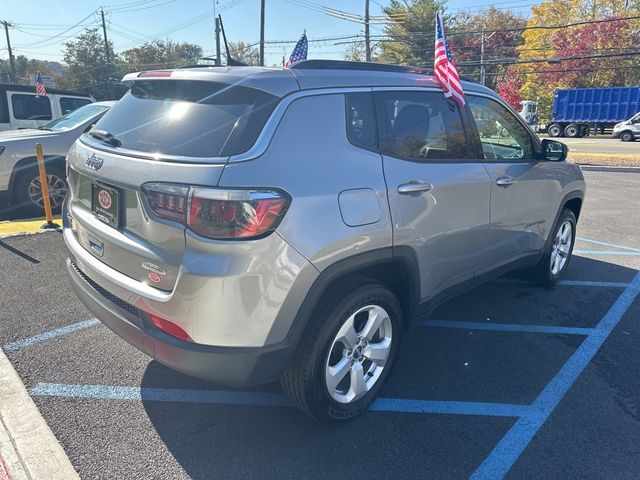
<box><xmin>64</xmin><ymin>61</ymin><xmax>585</xmax><ymax>420</ymax></box>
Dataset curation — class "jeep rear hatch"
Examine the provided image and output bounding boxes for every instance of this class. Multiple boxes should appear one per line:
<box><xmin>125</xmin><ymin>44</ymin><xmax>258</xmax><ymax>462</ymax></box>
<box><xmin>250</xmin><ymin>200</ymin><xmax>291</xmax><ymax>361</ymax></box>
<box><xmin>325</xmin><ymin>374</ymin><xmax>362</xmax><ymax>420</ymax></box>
<box><xmin>82</xmin><ymin>79</ymin><xmax>281</xmax><ymax>161</ymax></box>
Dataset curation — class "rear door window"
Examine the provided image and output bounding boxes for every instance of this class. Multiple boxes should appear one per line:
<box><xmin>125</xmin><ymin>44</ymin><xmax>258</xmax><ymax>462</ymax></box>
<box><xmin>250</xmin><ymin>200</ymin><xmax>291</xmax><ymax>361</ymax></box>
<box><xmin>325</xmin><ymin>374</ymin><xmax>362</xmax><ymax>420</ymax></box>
<box><xmin>11</xmin><ymin>94</ymin><xmax>52</xmax><ymax>120</ymax></box>
<box><xmin>60</xmin><ymin>97</ymin><xmax>92</xmax><ymax>115</ymax></box>
<box><xmin>374</xmin><ymin>91</ymin><xmax>472</xmax><ymax>161</ymax></box>
<box><xmin>345</xmin><ymin>93</ymin><xmax>377</xmax><ymax>151</ymax></box>
<box><xmin>90</xmin><ymin>80</ymin><xmax>280</xmax><ymax>158</ymax></box>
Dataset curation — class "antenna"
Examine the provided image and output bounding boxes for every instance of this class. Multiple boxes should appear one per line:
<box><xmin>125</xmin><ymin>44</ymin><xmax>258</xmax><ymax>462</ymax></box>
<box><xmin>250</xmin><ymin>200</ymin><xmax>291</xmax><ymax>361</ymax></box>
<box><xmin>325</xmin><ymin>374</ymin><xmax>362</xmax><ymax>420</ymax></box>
<box><xmin>218</xmin><ymin>15</ymin><xmax>248</xmax><ymax>66</ymax></box>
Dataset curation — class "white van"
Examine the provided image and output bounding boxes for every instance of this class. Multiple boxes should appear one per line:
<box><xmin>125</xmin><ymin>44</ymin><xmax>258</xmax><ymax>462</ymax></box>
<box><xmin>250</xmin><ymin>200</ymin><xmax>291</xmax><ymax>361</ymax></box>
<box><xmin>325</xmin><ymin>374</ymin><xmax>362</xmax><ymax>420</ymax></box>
<box><xmin>612</xmin><ymin>112</ymin><xmax>640</xmax><ymax>142</ymax></box>
<box><xmin>0</xmin><ymin>84</ymin><xmax>95</xmax><ymax>131</ymax></box>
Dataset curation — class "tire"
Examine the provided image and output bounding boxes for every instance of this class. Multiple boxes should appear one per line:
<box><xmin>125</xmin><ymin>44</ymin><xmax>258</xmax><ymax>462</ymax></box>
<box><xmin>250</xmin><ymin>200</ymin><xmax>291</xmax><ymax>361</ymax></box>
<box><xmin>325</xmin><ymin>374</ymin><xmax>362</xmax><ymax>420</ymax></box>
<box><xmin>12</xmin><ymin>165</ymin><xmax>67</xmax><ymax>217</ymax></box>
<box><xmin>281</xmin><ymin>281</ymin><xmax>402</xmax><ymax>421</ymax></box>
<box><xmin>620</xmin><ymin>131</ymin><xmax>635</xmax><ymax>142</ymax></box>
<box><xmin>564</xmin><ymin>124</ymin><xmax>579</xmax><ymax>138</ymax></box>
<box><xmin>579</xmin><ymin>125</ymin><xmax>588</xmax><ymax>137</ymax></box>
<box><xmin>548</xmin><ymin>124</ymin><xmax>562</xmax><ymax>137</ymax></box>
<box><xmin>531</xmin><ymin>208</ymin><xmax>576</xmax><ymax>287</ymax></box>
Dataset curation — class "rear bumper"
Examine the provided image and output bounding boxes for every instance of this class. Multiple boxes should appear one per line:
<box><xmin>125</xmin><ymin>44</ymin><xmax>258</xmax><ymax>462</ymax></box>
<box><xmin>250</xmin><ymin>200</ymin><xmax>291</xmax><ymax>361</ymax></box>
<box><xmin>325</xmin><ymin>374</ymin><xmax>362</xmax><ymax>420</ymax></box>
<box><xmin>65</xmin><ymin>257</ymin><xmax>298</xmax><ymax>387</ymax></box>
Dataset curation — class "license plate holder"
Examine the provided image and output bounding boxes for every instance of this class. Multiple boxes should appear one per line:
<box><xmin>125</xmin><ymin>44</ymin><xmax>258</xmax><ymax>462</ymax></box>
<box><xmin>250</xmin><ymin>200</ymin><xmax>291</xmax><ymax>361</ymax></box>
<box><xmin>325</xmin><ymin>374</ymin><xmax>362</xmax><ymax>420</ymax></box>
<box><xmin>92</xmin><ymin>182</ymin><xmax>120</xmax><ymax>228</ymax></box>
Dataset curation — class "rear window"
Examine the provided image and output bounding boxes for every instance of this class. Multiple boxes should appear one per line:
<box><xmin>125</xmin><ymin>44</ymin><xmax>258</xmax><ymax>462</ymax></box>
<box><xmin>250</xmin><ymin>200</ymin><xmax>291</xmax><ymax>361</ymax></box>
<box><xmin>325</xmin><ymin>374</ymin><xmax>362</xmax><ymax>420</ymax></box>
<box><xmin>90</xmin><ymin>80</ymin><xmax>280</xmax><ymax>158</ymax></box>
<box><xmin>11</xmin><ymin>94</ymin><xmax>52</xmax><ymax>120</ymax></box>
<box><xmin>60</xmin><ymin>97</ymin><xmax>92</xmax><ymax>115</ymax></box>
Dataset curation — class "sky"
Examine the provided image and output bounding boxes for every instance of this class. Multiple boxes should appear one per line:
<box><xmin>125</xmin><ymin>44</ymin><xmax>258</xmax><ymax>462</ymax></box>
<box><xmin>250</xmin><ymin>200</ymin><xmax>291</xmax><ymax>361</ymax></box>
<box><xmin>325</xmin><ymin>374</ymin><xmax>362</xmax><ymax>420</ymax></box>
<box><xmin>1</xmin><ymin>0</ymin><xmax>541</xmax><ymax>67</ymax></box>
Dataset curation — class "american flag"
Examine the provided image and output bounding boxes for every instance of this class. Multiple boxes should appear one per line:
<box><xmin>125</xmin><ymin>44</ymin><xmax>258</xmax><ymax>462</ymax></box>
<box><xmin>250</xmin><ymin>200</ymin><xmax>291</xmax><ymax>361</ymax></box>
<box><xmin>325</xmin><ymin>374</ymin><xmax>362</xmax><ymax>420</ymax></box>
<box><xmin>35</xmin><ymin>72</ymin><xmax>47</xmax><ymax>97</ymax></box>
<box><xmin>285</xmin><ymin>33</ymin><xmax>308</xmax><ymax>68</ymax></box>
<box><xmin>434</xmin><ymin>11</ymin><xmax>464</xmax><ymax>106</ymax></box>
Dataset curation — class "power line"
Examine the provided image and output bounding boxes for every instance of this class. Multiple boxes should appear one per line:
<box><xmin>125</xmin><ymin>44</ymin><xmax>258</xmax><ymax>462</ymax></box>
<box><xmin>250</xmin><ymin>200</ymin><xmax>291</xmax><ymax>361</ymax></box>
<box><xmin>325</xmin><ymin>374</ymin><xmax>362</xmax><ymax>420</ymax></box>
<box><xmin>459</xmin><ymin>50</ymin><xmax>640</xmax><ymax>67</ymax></box>
<box><xmin>12</xmin><ymin>11</ymin><xmax>98</xmax><ymax>48</ymax></box>
<box><xmin>487</xmin><ymin>63</ymin><xmax>640</xmax><ymax>76</ymax></box>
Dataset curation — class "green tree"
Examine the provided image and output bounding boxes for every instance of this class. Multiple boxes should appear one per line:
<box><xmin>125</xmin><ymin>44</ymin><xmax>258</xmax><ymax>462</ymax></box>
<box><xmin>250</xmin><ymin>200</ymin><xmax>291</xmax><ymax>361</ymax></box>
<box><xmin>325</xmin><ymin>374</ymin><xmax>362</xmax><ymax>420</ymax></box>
<box><xmin>0</xmin><ymin>56</ymin><xmax>62</xmax><ymax>85</ymax></box>
<box><xmin>57</xmin><ymin>28</ymin><xmax>117</xmax><ymax>101</ymax></box>
<box><xmin>379</xmin><ymin>0</ymin><xmax>447</xmax><ymax>66</ymax></box>
<box><xmin>121</xmin><ymin>40</ymin><xmax>202</xmax><ymax>72</ymax></box>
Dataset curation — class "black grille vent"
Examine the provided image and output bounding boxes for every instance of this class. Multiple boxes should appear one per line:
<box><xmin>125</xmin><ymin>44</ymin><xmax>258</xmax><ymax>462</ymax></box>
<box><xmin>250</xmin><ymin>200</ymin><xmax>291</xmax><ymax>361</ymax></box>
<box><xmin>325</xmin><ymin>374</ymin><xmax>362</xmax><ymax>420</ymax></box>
<box><xmin>70</xmin><ymin>262</ymin><xmax>141</xmax><ymax>318</ymax></box>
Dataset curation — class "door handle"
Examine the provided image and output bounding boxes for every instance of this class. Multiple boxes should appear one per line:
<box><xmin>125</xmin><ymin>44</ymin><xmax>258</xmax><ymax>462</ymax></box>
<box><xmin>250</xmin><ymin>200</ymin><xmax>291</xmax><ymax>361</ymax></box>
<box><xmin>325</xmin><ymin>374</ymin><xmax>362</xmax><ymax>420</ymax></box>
<box><xmin>398</xmin><ymin>181</ymin><xmax>433</xmax><ymax>195</ymax></box>
<box><xmin>496</xmin><ymin>176</ymin><xmax>517</xmax><ymax>187</ymax></box>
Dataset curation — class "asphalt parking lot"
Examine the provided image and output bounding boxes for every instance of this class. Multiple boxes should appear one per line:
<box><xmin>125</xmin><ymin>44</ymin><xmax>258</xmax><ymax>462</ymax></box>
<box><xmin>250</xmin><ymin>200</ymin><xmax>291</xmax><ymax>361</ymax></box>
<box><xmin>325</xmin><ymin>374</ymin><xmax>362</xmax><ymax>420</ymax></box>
<box><xmin>1</xmin><ymin>170</ymin><xmax>640</xmax><ymax>479</ymax></box>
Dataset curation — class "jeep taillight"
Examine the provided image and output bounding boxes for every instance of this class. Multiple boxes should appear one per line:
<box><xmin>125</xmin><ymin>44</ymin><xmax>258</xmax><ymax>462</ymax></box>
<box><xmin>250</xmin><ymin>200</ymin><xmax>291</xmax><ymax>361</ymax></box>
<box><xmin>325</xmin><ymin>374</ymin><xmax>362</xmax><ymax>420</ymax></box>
<box><xmin>142</xmin><ymin>183</ymin><xmax>189</xmax><ymax>223</ymax></box>
<box><xmin>188</xmin><ymin>188</ymin><xmax>290</xmax><ymax>239</ymax></box>
<box><xmin>142</xmin><ymin>184</ymin><xmax>290</xmax><ymax>240</ymax></box>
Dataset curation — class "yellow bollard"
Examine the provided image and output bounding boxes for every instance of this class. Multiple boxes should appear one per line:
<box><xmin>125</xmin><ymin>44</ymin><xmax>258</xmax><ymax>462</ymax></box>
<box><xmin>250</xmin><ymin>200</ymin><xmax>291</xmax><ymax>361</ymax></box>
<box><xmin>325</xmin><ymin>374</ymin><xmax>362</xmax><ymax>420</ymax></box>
<box><xmin>35</xmin><ymin>143</ymin><xmax>61</xmax><ymax>229</ymax></box>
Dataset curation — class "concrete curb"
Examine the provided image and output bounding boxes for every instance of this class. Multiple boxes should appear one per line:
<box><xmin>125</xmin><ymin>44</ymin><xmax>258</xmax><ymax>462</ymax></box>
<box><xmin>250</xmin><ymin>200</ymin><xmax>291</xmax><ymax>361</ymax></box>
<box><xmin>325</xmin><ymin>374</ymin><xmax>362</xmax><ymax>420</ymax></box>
<box><xmin>0</xmin><ymin>349</ymin><xmax>79</xmax><ymax>480</ymax></box>
<box><xmin>578</xmin><ymin>165</ymin><xmax>640</xmax><ymax>173</ymax></box>
<box><xmin>0</xmin><ymin>218</ymin><xmax>62</xmax><ymax>238</ymax></box>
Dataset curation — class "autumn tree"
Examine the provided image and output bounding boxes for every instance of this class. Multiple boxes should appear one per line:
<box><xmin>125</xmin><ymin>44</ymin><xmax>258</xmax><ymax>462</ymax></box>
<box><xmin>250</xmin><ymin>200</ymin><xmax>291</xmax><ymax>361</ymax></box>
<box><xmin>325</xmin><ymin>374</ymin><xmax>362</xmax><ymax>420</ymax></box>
<box><xmin>226</xmin><ymin>41</ymin><xmax>259</xmax><ymax>66</ymax></box>
<box><xmin>504</xmin><ymin>0</ymin><xmax>640</xmax><ymax>121</ymax></box>
<box><xmin>343</xmin><ymin>41</ymin><xmax>379</xmax><ymax>62</ymax></box>
<box><xmin>448</xmin><ymin>7</ymin><xmax>526</xmax><ymax>90</ymax></box>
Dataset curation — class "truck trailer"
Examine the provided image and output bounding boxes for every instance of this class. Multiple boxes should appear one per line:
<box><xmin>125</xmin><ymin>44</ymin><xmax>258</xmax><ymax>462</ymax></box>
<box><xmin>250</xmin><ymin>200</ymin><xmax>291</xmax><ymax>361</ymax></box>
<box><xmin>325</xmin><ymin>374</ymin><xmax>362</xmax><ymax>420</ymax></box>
<box><xmin>519</xmin><ymin>86</ymin><xmax>640</xmax><ymax>139</ymax></box>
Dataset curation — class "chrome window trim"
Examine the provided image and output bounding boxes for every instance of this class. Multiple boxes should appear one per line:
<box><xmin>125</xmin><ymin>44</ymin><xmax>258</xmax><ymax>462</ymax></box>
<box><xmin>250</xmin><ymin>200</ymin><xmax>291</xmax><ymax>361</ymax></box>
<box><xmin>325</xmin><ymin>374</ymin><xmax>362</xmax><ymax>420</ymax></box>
<box><xmin>79</xmin><ymin>134</ymin><xmax>231</xmax><ymax>165</ymax></box>
<box><xmin>229</xmin><ymin>87</ymin><xmax>373</xmax><ymax>162</ymax></box>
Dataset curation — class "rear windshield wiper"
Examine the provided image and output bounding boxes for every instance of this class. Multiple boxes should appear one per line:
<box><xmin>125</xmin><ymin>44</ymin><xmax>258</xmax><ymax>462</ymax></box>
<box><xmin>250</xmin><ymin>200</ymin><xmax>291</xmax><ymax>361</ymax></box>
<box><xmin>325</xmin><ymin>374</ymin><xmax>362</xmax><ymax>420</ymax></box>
<box><xmin>88</xmin><ymin>129</ymin><xmax>121</xmax><ymax>147</ymax></box>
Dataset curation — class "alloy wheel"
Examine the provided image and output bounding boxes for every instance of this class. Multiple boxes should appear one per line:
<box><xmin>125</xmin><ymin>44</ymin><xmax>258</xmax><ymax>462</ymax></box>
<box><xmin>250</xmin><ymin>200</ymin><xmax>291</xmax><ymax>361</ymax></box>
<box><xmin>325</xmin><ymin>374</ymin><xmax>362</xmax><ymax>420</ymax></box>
<box><xmin>325</xmin><ymin>304</ymin><xmax>393</xmax><ymax>404</ymax></box>
<box><xmin>550</xmin><ymin>220</ymin><xmax>573</xmax><ymax>276</ymax></box>
<box><xmin>27</xmin><ymin>174</ymin><xmax>67</xmax><ymax>209</ymax></box>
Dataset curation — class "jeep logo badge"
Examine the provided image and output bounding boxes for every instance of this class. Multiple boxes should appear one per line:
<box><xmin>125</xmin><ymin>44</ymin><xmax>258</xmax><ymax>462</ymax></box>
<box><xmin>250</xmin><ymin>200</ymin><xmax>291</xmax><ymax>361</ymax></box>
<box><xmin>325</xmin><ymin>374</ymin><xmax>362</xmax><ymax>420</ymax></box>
<box><xmin>86</xmin><ymin>153</ymin><xmax>104</xmax><ymax>171</ymax></box>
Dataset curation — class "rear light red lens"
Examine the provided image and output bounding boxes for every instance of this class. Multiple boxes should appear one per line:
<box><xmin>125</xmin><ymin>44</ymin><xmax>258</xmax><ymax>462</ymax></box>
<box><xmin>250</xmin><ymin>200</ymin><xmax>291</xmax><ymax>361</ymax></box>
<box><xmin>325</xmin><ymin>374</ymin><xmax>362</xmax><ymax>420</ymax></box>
<box><xmin>188</xmin><ymin>188</ymin><xmax>290</xmax><ymax>239</ymax></box>
<box><xmin>142</xmin><ymin>184</ymin><xmax>290</xmax><ymax>240</ymax></box>
<box><xmin>149</xmin><ymin>314</ymin><xmax>192</xmax><ymax>342</ymax></box>
<box><xmin>142</xmin><ymin>183</ymin><xmax>189</xmax><ymax>223</ymax></box>
<box><xmin>138</xmin><ymin>70</ymin><xmax>173</xmax><ymax>78</ymax></box>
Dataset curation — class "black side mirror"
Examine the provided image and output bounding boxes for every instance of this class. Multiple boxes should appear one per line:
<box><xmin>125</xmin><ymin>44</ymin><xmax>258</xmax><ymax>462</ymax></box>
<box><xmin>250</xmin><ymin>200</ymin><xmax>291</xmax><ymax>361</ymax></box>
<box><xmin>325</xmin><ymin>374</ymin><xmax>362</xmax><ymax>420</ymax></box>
<box><xmin>541</xmin><ymin>138</ymin><xmax>568</xmax><ymax>162</ymax></box>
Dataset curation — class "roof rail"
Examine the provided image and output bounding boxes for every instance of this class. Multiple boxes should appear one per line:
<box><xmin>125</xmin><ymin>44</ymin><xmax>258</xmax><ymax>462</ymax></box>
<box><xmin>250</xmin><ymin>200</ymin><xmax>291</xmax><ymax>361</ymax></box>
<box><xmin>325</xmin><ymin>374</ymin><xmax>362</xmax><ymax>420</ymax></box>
<box><xmin>290</xmin><ymin>59</ymin><xmax>479</xmax><ymax>84</ymax></box>
<box><xmin>290</xmin><ymin>60</ymin><xmax>434</xmax><ymax>75</ymax></box>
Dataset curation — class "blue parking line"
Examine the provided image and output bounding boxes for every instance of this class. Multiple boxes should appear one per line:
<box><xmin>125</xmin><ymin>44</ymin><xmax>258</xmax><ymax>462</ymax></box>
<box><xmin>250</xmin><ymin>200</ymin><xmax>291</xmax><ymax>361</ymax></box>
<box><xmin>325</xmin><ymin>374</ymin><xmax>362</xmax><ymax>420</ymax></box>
<box><xmin>574</xmin><ymin>249</ymin><xmax>640</xmax><ymax>256</ymax></box>
<box><xmin>493</xmin><ymin>278</ymin><xmax>628</xmax><ymax>288</ymax></box>
<box><xmin>576</xmin><ymin>237</ymin><xmax>640</xmax><ymax>253</ymax></box>
<box><xmin>421</xmin><ymin>319</ymin><xmax>594</xmax><ymax>336</ymax></box>
<box><xmin>369</xmin><ymin>398</ymin><xmax>530</xmax><ymax>417</ymax></box>
<box><xmin>471</xmin><ymin>271</ymin><xmax>640</xmax><ymax>480</ymax></box>
<box><xmin>29</xmin><ymin>382</ymin><xmax>531</xmax><ymax>417</ymax></box>
<box><xmin>3</xmin><ymin>318</ymin><xmax>100</xmax><ymax>352</ymax></box>
<box><xmin>558</xmin><ymin>280</ymin><xmax>629</xmax><ymax>288</ymax></box>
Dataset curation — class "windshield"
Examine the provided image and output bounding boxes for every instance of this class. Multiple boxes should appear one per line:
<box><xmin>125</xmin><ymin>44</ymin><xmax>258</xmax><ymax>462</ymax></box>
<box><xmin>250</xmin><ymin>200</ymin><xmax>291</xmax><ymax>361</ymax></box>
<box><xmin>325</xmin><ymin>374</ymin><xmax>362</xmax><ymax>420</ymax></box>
<box><xmin>88</xmin><ymin>80</ymin><xmax>280</xmax><ymax>158</ymax></box>
<box><xmin>40</xmin><ymin>104</ymin><xmax>108</xmax><ymax>132</ymax></box>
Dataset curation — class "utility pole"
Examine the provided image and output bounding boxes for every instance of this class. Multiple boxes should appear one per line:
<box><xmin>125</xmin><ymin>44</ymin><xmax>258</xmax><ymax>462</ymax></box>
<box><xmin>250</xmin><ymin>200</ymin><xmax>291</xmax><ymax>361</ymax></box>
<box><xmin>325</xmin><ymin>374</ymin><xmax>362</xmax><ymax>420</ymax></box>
<box><xmin>100</xmin><ymin>8</ymin><xmax>112</xmax><ymax>98</ymax></box>
<box><xmin>215</xmin><ymin>18</ymin><xmax>222</xmax><ymax>65</ymax></box>
<box><xmin>364</xmin><ymin>0</ymin><xmax>371</xmax><ymax>62</ymax></box>
<box><xmin>100</xmin><ymin>8</ymin><xmax>110</xmax><ymax>64</ymax></box>
<box><xmin>480</xmin><ymin>29</ymin><xmax>485</xmax><ymax>86</ymax></box>
<box><xmin>213</xmin><ymin>1</ymin><xmax>221</xmax><ymax>65</ymax></box>
<box><xmin>1</xmin><ymin>21</ymin><xmax>16</xmax><ymax>83</ymax></box>
<box><xmin>259</xmin><ymin>0</ymin><xmax>265</xmax><ymax>66</ymax></box>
